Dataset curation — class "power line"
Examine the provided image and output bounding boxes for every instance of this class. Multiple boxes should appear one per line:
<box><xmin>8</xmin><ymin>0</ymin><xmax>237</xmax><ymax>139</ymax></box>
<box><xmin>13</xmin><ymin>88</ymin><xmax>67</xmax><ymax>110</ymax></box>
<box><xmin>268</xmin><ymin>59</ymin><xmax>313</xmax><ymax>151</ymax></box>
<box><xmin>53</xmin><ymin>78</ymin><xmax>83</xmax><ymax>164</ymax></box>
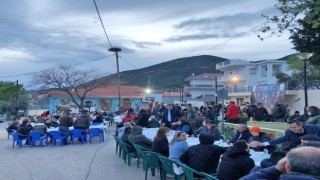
<box><xmin>92</xmin><ymin>0</ymin><xmax>113</xmax><ymax>48</ymax></box>
<box><xmin>118</xmin><ymin>22</ymin><xmax>266</xmax><ymax>79</ymax></box>
<box><xmin>0</xmin><ymin>55</ymin><xmax>113</xmax><ymax>79</ymax></box>
<box><xmin>119</xmin><ymin>56</ymin><xmax>139</xmax><ymax>68</ymax></box>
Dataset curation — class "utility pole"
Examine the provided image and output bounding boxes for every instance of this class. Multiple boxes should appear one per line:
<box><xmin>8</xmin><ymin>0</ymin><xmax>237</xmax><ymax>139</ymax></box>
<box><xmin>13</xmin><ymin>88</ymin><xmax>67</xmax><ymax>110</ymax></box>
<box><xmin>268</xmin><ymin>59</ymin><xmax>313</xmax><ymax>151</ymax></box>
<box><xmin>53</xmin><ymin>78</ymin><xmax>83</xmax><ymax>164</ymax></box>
<box><xmin>215</xmin><ymin>76</ymin><xmax>218</xmax><ymax>103</ymax></box>
<box><xmin>15</xmin><ymin>80</ymin><xmax>19</xmax><ymax>117</ymax></box>
<box><xmin>109</xmin><ymin>47</ymin><xmax>122</xmax><ymax>112</ymax></box>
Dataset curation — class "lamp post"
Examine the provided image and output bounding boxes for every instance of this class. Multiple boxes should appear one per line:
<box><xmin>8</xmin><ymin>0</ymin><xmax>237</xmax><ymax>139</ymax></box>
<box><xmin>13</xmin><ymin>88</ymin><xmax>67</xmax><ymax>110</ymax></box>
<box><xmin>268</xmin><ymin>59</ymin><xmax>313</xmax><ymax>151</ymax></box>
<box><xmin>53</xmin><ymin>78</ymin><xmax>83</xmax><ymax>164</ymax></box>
<box><xmin>232</xmin><ymin>77</ymin><xmax>238</xmax><ymax>93</ymax></box>
<box><xmin>297</xmin><ymin>53</ymin><xmax>313</xmax><ymax>115</ymax></box>
<box><xmin>108</xmin><ymin>47</ymin><xmax>122</xmax><ymax>112</ymax></box>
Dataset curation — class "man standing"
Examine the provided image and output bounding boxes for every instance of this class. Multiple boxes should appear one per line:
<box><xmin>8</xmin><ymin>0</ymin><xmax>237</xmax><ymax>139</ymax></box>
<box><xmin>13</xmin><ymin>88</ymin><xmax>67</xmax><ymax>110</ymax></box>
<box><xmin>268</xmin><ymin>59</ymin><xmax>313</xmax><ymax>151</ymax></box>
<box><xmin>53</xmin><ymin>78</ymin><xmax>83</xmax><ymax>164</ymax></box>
<box><xmin>186</xmin><ymin>105</ymin><xmax>197</xmax><ymax>131</ymax></box>
<box><xmin>226</xmin><ymin>101</ymin><xmax>240</xmax><ymax>124</ymax></box>
<box><xmin>252</xmin><ymin>103</ymin><xmax>268</xmax><ymax>121</ymax></box>
<box><xmin>271</xmin><ymin>100</ymin><xmax>286</xmax><ymax>122</ymax></box>
<box><xmin>161</xmin><ymin>103</ymin><xmax>182</xmax><ymax>128</ymax></box>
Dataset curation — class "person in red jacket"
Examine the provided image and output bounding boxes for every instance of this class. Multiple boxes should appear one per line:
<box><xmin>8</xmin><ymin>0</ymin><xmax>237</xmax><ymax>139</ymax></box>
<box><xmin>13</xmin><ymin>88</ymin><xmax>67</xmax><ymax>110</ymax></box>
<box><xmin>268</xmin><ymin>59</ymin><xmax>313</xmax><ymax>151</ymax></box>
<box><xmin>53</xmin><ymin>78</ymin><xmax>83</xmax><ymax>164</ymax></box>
<box><xmin>226</xmin><ymin>101</ymin><xmax>240</xmax><ymax>124</ymax></box>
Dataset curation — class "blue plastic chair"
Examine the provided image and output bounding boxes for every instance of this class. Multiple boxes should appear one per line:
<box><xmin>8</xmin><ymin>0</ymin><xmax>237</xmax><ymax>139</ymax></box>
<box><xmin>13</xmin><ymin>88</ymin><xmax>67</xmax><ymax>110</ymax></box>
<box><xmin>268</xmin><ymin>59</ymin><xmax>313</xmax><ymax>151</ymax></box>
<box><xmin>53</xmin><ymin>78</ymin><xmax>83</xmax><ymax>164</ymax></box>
<box><xmin>71</xmin><ymin>129</ymin><xmax>87</xmax><ymax>144</ymax></box>
<box><xmin>29</xmin><ymin>132</ymin><xmax>47</xmax><ymax>148</ymax></box>
<box><xmin>49</xmin><ymin>131</ymin><xmax>68</xmax><ymax>147</ymax></box>
<box><xmin>5</xmin><ymin>128</ymin><xmax>15</xmax><ymax>140</ymax></box>
<box><xmin>91</xmin><ymin>122</ymin><xmax>102</xmax><ymax>126</ymax></box>
<box><xmin>88</xmin><ymin>128</ymin><xmax>104</xmax><ymax>143</ymax></box>
<box><xmin>12</xmin><ymin>132</ymin><xmax>29</xmax><ymax>149</ymax></box>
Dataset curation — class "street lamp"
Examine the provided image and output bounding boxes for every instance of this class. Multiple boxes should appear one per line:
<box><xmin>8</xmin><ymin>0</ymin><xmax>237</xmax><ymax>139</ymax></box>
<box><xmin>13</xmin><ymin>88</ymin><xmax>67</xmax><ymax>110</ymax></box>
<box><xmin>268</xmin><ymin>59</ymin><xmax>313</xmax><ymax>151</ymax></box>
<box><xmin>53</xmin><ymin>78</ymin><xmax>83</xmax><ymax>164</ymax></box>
<box><xmin>297</xmin><ymin>53</ymin><xmax>313</xmax><ymax>115</ymax></box>
<box><xmin>231</xmin><ymin>76</ymin><xmax>238</xmax><ymax>93</ymax></box>
<box><xmin>108</xmin><ymin>47</ymin><xmax>122</xmax><ymax>112</ymax></box>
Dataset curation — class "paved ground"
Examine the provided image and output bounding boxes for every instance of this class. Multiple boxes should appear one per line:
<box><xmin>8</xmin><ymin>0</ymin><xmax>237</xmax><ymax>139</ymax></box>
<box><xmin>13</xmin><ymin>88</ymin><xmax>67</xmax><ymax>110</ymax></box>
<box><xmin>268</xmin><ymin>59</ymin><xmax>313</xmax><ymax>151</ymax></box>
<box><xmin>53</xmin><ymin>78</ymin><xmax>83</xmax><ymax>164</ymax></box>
<box><xmin>0</xmin><ymin>122</ymin><xmax>162</xmax><ymax>180</ymax></box>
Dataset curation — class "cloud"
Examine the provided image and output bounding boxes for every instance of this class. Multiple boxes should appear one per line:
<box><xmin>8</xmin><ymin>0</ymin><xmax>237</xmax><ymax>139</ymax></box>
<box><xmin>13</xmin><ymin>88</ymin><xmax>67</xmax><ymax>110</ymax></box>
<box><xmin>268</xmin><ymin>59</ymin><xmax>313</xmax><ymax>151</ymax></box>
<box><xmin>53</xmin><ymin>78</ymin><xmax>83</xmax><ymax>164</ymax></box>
<box><xmin>131</xmin><ymin>41</ymin><xmax>162</xmax><ymax>48</ymax></box>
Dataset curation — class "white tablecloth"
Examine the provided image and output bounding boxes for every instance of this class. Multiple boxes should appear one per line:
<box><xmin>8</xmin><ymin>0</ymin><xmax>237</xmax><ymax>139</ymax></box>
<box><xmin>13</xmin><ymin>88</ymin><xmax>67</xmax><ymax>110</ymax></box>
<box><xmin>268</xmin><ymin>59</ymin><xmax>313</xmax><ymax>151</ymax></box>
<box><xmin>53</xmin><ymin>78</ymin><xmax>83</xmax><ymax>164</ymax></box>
<box><xmin>250</xmin><ymin>150</ymin><xmax>270</xmax><ymax>166</ymax></box>
<box><xmin>47</xmin><ymin>127</ymin><xmax>74</xmax><ymax>132</ymax></box>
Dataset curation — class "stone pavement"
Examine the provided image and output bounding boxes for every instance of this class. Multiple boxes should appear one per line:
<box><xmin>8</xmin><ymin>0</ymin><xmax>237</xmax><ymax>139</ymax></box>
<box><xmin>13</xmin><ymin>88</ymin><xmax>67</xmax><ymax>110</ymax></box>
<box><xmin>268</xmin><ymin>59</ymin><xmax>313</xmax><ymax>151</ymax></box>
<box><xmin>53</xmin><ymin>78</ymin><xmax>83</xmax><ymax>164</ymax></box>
<box><xmin>0</xmin><ymin>122</ymin><xmax>162</xmax><ymax>180</ymax></box>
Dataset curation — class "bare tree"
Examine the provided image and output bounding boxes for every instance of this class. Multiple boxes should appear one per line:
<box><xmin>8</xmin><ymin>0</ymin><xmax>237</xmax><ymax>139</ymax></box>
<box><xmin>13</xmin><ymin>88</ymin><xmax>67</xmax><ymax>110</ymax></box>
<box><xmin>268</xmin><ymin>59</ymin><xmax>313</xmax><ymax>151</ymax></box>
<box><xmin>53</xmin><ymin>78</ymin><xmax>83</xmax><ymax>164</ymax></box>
<box><xmin>33</xmin><ymin>65</ymin><xmax>103</xmax><ymax>111</ymax></box>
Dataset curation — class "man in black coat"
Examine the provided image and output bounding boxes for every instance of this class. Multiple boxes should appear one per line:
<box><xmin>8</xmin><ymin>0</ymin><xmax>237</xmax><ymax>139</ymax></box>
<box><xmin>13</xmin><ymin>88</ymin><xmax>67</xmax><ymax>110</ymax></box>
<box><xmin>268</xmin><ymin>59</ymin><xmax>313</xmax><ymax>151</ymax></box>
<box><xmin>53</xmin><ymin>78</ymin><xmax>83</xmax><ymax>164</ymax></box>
<box><xmin>180</xmin><ymin>134</ymin><xmax>227</xmax><ymax>174</ymax></box>
<box><xmin>252</xmin><ymin>103</ymin><xmax>268</xmax><ymax>121</ymax></box>
<box><xmin>161</xmin><ymin>103</ymin><xmax>182</xmax><ymax>128</ymax></box>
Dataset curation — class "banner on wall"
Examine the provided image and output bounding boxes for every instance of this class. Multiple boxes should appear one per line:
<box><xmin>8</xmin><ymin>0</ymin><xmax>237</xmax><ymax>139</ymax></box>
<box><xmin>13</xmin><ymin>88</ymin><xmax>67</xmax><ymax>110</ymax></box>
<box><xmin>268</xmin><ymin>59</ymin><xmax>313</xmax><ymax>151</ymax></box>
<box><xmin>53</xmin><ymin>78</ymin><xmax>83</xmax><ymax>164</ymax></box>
<box><xmin>252</xmin><ymin>84</ymin><xmax>286</xmax><ymax>106</ymax></box>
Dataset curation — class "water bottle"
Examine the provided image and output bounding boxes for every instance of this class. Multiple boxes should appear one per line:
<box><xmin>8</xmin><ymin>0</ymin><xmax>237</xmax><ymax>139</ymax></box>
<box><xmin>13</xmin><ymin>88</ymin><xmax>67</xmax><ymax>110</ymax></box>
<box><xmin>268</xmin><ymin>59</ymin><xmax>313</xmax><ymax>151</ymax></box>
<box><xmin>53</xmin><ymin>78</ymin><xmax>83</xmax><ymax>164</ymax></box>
<box><xmin>263</xmin><ymin>148</ymin><xmax>269</xmax><ymax>158</ymax></box>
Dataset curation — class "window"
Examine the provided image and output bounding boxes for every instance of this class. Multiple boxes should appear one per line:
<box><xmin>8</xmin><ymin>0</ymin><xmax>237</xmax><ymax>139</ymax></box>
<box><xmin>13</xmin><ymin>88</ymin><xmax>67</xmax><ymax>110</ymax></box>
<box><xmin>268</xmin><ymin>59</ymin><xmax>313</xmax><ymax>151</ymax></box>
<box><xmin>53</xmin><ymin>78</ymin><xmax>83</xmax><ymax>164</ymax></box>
<box><xmin>249</xmin><ymin>68</ymin><xmax>256</xmax><ymax>75</ymax></box>
<box><xmin>273</xmin><ymin>65</ymin><xmax>282</xmax><ymax>76</ymax></box>
<box><xmin>261</xmin><ymin>65</ymin><xmax>267</xmax><ymax>77</ymax></box>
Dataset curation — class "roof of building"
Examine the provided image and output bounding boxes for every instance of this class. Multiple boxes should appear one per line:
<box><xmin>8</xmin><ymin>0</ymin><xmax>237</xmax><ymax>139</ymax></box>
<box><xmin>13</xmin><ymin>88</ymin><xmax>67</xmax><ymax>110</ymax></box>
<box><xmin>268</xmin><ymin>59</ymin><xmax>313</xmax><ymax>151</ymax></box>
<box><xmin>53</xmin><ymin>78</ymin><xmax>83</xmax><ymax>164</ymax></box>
<box><xmin>184</xmin><ymin>73</ymin><xmax>222</xmax><ymax>81</ymax></box>
<box><xmin>48</xmin><ymin>85</ymin><xmax>145</xmax><ymax>98</ymax></box>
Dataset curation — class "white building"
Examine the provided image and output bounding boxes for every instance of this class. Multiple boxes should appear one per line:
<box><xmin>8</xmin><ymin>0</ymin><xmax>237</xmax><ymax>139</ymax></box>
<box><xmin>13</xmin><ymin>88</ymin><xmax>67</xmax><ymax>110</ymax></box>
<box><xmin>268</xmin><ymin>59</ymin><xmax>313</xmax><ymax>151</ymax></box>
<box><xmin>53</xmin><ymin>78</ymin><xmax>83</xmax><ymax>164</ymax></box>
<box><xmin>216</xmin><ymin>59</ymin><xmax>292</xmax><ymax>106</ymax></box>
<box><xmin>184</xmin><ymin>73</ymin><xmax>223</xmax><ymax>104</ymax></box>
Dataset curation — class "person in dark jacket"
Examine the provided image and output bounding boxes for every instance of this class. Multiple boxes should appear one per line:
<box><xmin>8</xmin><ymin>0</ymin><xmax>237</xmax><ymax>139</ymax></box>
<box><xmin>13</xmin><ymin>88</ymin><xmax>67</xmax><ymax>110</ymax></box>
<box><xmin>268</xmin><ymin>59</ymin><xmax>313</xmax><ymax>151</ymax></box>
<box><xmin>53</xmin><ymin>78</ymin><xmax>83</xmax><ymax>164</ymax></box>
<box><xmin>171</xmin><ymin>118</ymin><xmax>193</xmax><ymax>136</ymax></box>
<box><xmin>248</xmin><ymin>126</ymin><xmax>274</xmax><ymax>152</ymax></box>
<box><xmin>218</xmin><ymin>140</ymin><xmax>255</xmax><ymax>180</ymax></box>
<box><xmin>74</xmin><ymin>110</ymin><xmax>92</xmax><ymax>130</ymax></box>
<box><xmin>137</xmin><ymin>109</ymin><xmax>150</xmax><ymax>128</ymax></box>
<box><xmin>229</xmin><ymin>124</ymin><xmax>251</xmax><ymax>145</ymax></box>
<box><xmin>252</xmin><ymin>103</ymin><xmax>268</xmax><ymax>121</ymax></box>
<box><xmin>179</xmin><ymin>134</ymin><xmax>227</xmax><ymax>174</ymax></box>
<box><xmin>288</xmin><ymin>110</ymin><xmax>301</xmax><ymax>121</ymax></box>
<box><xmin>240</xmin><ymin>146</ymin><xmax>320</xmax><ymax>180</ymax></box>
<box><xmin>151</xmin><ymin>127</ymin><xmax>170</xmax><ymax>157</ymax></box>
<box><xmin>271</xmin><ymin>100</ymin><xmax>286</xmax><ymax>122</ymax></box>
<box><xmin>128</xmin><ymin>126</ymin><xmax>152</xmax><ymax>149</ymax></box>
<box><xmin>17</xmin><ymin>118</ymin><xmax>33</xmax><ymax>145</ymax></box>
<box><xmin>59</xmin><ymin>112</ymin><xmax>74</xmax><ymax>144</ymax></box>
<box><xmin>7</xmin><ymin>119</ymin><xmax>19</xmax><ymax>132</ymax></box>
<box><xmin>250</xmin><ymin>151</ymin><xmax>287</xmax><ymax>173</ymax></box>
<box><xmin>249</xmin><ymin>119</ymin><xmax>320</xmax><ymax>151</ymax></box>
<box><xmin>148</xmin><ymin>116</ymin><xmax>160</xmax><ymax>128</ymax></box>
<box><xmin>299</xmin><ymin>134</ymin><xmax>320</xmax><ymax>148</ymax></box>
<box><xmin>161</xmin><ymin>103</ymin><xmax>182</xmax><ymax>128</ymax></box>
<box><xmin>194</xmin><ymin>120</ymin><xmax>221</xmax><ymax>141</ymax></box>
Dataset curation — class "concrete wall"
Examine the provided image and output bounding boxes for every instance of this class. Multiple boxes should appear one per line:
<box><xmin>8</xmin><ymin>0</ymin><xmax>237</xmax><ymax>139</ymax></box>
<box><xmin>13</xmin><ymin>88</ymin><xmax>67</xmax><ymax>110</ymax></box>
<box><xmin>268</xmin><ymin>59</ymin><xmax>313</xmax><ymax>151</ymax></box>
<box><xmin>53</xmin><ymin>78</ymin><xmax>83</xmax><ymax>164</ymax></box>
<box><xmin>287</xmin><ymin>90</ymin><xmax>320</xmax><ymax>113</ymax></box>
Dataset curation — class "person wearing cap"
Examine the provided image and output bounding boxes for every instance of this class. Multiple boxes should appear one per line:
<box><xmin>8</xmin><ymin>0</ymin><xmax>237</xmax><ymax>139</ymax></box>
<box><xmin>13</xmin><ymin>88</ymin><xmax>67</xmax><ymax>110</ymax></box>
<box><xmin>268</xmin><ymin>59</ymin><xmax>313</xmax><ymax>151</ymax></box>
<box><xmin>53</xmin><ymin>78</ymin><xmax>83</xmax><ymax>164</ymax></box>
<box><xmin>218</xmin><ymin>140</ymin><xmax>255</xmax><ymax>180</ymax></box>
<box><xmin>248</xmin><ymin>126</ymin><xmax>274</xmax><ymax>152</ymax></box>
<box><xmin>193</xmin><ymin>119</ymin><xmax>221</xmax><ymax>141</ymax></box>
<box><xmin>161</xmin><ymin>103</ymin><xmax>182</xmax><ymax>128</ymax></box>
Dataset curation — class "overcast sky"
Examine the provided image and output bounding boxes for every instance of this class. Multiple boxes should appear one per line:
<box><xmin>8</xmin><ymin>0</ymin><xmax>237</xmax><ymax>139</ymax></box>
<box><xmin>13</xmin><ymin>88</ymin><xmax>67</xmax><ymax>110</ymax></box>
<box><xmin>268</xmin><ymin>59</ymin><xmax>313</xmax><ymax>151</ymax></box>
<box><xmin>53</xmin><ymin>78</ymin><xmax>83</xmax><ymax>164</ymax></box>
<box><xmin>0</xmin><ymin>0</ymin><xmax>296</xmax><ymax>87</ymax></box>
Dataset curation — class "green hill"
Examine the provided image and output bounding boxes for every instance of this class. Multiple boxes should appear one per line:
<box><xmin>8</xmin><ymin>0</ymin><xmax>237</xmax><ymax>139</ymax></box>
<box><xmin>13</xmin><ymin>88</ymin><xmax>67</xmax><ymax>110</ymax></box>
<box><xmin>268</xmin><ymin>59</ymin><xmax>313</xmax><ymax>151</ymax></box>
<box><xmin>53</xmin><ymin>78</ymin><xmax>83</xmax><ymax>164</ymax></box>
<box><xmin>97</xmin><ymin>55</ymin><xmax>227</xmax><ymax>91</ymax></box>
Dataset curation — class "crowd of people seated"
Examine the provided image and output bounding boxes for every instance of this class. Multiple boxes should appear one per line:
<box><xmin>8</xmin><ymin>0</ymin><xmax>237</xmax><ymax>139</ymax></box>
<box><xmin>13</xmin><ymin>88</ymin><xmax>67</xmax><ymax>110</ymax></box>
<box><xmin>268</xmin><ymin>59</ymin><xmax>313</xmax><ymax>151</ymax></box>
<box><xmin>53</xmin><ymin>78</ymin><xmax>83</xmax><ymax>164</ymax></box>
<box><xmin>7</xmin><ymin>109</ymin><xmax>110</xmax><ymax>146</ymax></box>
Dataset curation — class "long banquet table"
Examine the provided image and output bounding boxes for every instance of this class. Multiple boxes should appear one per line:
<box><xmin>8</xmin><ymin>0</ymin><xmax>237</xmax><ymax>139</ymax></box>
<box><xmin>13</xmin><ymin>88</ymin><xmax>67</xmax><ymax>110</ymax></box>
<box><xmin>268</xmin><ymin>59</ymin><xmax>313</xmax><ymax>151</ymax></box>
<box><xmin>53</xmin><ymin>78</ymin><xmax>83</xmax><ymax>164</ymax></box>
<box><xmin>142</xmin><ymin>128</ymin><xmax>269</xmax><ymax>166</ymax></box>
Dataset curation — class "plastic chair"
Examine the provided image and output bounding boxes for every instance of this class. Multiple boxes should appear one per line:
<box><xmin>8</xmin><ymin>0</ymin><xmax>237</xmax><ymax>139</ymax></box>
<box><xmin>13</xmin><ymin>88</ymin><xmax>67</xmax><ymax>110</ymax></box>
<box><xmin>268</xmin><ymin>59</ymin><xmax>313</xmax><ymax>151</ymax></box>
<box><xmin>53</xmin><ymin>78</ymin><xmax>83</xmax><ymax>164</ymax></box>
<box><xmin>113</xmin><ymin>135</ymin><xmax>123</xmax><ymax>157</ymax></box>
<box><xmin>158</xmin><ymin>156</ymin><xmax>183</xmax><ymax>180</ymax></box>
<box><xmin>5</xmin><ymin>128</ymin><xmax>15</xmax><ymax>140</ymax></box>
<box><xmin>88</xmin><ymin>128</ymin><xmax>104</xmax><ymax>143</ymax></box>
<box><xmin>133</xmin><ymin>144</ymin><xmax>151</xmax><ymax>169</ymax></box>
<box><xmin>200</xmin><ymin>172</ymin><xmax>219</xmax><ymax>180</ymax></box>
<box><xmin>71</xmin><ymin>129</ymin><xmax>87</xmax><ymax>144</ymax></box>
<box><xmin>49</xmin><ymin>131</ymin><xmax>68</xmax><ymax>147</ymax></box>
<box><xmin>29</xmin><ymin>131</ymin><xmax>47</xmax><ymax>148</ymax></box>
<box><xmin>140</xmin><ymin>151</ymin><xmax>163</xmax><ymax>180</ymax></box>
<box><xmin>12</xmin><ymin>132</ymin><xmax>29</xmax><ymax>149</ymax></box>
<box><xmin>177</xmin><ymin>162</ymin><xmax>203</xmax><ymax>180</ymax></box>
<box><xmin>119</xmin><ymin>141</ymin><xmax>137</xmax><ymax>166</ymax></box>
